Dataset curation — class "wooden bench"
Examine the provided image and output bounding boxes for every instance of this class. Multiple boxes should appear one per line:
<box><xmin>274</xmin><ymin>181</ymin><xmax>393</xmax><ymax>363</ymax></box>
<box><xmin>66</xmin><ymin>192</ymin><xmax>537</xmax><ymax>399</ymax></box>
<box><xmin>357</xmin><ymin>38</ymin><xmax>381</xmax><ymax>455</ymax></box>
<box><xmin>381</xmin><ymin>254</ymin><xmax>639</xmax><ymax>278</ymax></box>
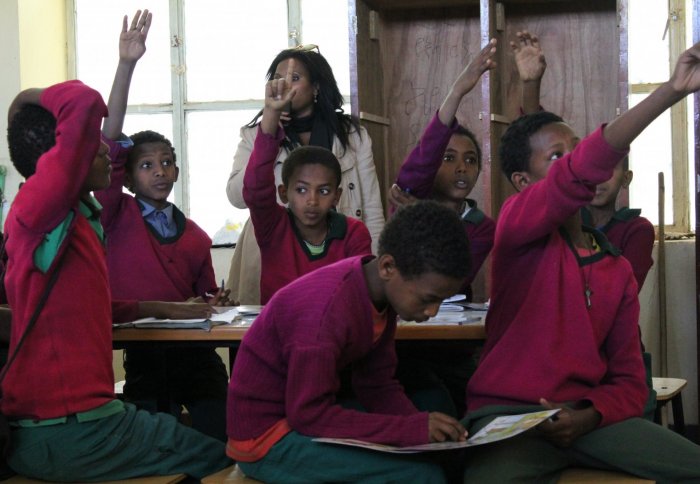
<box><xmin>1</xmin><ymin>474</ymin><xmax>186</xmax><ymax>484</ymax></box>
<box><xmin>202</xmin><ymin>465</ymin><xmax>262</xmax><ymax>484</ymax></box>
<box><xmin>653</xmin><ymin>377</ymin><xmax>687</xmax><ymax>435</ymax></box>
<box><xmin>558</xmin><ymin>468</ymin><xmax>654</xmax><ymax>483</ymax></box>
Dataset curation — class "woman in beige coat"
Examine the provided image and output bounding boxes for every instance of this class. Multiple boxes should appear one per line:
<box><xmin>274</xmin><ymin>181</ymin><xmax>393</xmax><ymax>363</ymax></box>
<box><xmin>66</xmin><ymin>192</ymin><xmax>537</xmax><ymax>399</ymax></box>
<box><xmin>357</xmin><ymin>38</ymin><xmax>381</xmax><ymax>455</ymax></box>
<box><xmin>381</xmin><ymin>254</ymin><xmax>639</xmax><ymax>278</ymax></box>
<box><xmin>226</xmin><ymin>46</ymin><xmax>384</xmax><ymax>303</ymax></box>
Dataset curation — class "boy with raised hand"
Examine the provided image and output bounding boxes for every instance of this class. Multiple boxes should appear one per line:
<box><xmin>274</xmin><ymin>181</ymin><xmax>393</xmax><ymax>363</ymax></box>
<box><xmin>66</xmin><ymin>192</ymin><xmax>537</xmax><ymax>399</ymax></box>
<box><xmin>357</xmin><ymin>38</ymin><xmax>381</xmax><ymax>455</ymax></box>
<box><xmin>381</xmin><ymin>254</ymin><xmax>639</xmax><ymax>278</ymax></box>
<box><xmin>461</xmin><ymin>41</ymin><xmax>700</xmax><ymax>482</ymax></box>
<box><xmin>227</xmin><ymin>200</ymin><xmax>470</xmax><ymax>483</ymax></box>
<box><xmin>95</xmin><ymin>10</ymin><xmax>229</xmax><ymax>441</ymax></box>
<box><xmin>3</xmin><ymin>81</ymin><xmax>231</xmax><ymax>480</ymax></box>
<box><xmin>244</xmin><ymin>57</ymin><xmax>372</xmax><ymax>304</ymax></box>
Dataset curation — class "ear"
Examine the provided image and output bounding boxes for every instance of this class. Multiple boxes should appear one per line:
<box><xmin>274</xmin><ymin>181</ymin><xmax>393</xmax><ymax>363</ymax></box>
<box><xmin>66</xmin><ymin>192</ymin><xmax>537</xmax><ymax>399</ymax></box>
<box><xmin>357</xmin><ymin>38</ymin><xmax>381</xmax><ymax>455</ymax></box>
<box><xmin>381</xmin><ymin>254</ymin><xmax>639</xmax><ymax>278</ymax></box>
<box><xmin>377</xmin><ymin>254</ymin><xmax>397</xmax><ymax>281</ymax></box>
<box><xmin>333</xmin><ymin>187</ymin><xmax>342</xmax><ymax>206</ymax></box>
<box><xmin>622</xmin><ymin>170</ymin><xmax>633</xmax><ymax>188</ymax></box>
<box><xmin>278</xmin><ymin>184</ymin><xmax>289</xmax><ymax>204</ymax></box>
<box><xmin>173</xmin><ymin>166</ymin><xmax>180</xmax><ymax>183</ymax></box>
<box><xmin>510</xmin><ymin>172</ymin><xmax>530</xmax><ymax>192</ymax></box>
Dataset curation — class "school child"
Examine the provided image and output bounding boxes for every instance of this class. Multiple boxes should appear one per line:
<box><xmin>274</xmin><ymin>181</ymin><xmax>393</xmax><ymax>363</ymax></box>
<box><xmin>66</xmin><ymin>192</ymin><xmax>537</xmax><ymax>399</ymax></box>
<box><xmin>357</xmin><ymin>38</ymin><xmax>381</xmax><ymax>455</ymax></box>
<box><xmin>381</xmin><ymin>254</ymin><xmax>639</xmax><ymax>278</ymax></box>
<box><xmin>227</xmin><ymin>200</ymin><xmax>471</xmax><ymax>483</ymax></box>
<box><xmin>461</xmin><ymin>40</ymin><xmax>700</xmax><ymax>482</ymax></box>
<box><xmin>244</xmin><ymin>58</ymin><xmax>372</xmax><ymax>304</ymax></box>
<box><xmin>513</xmin><ymin>30</ymin><xmax>655</xmax><ymax>291</ymax></box>
<box><xmin>95</xmin><ymin>10</ymin><xmax>228</xmax><ymax>441</ymax></box>
<box><xmin>389</xmin><ymin>40</ymin><xmax>498</xmax><ymax>418</ymax></box>
<box><xmin>3</xmin><ymin>80</ymin><xmax>231</xmax><ymax>480</ymax></box>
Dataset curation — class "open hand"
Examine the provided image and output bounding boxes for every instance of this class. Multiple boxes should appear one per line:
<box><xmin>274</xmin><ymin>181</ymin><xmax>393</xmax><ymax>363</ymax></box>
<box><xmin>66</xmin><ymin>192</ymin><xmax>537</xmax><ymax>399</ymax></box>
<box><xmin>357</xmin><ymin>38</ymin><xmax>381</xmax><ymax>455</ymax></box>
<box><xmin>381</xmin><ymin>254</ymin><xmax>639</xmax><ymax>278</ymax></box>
<box><xmin>670</xmin><ymin>40</ymin><xmax>700</xmax><ymax>96</ymax></box>
<box><xmin>450</xmin><ymin>39</ymin><xmax>497</xmax><ymax>98</ymax></box>
<box><xmin>537</xmin><ymin>398</ymin><xmax>601</xmax><ymax>448</ymax></box>
<box><xmin>120</xmin><ymin>9</ymin><xmax>152</xmax><ymax>63</ymax></box>
<box><xmin>512</xmin><ymin>31</ymin><xmax>546</xmax><ymax>82</ymax></box>
<box><xmin>428</xmin><ymin>412</ymin><xmax>467</xmax><ymax>443</ymax></box>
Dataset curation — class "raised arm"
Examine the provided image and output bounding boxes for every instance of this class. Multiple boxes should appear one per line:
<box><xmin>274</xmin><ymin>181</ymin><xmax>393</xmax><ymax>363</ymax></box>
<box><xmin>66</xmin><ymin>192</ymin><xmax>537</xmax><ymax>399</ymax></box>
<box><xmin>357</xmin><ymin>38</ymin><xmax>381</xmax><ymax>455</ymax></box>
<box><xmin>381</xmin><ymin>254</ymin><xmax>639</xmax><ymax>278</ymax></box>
<box><xmin>512</xmin><ymin>30</ymin><xmax>546</xmax><ymax>115</ymax></box>
<box><xmin>604</xmin><ymin>40</ymin><xmax>700</xmax><ymax>149</ymax></box>
<box><xmin>102</xmin><ymin>9</ymin><xmax>152</xmax><ymax>139</ymax></box>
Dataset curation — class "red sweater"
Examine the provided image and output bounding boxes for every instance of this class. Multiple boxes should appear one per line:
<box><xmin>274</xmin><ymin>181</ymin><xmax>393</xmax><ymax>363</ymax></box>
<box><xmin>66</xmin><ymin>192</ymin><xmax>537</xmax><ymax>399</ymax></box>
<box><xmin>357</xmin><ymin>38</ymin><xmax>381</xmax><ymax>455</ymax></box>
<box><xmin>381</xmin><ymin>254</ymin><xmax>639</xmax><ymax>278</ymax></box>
<box><xmin>394</xmin><ymin>112</ymin><xmax>494</xmax><ymax>289</ymax></box>
<box><xmin>466</xmin><ymin>127</ymin><xmax>648</xmax><ymax>427</ymax></box>
<box><xmin>243</xmin><ymin>127</ymin><xmax>372</xmax><ymax>304</ymax></box>
<box><xmin>227</xmin><ymin>256</ymin><xmax>428</xmax><ymax>447</ymax></box>
<box><xmin>95</xmin><ymin>138</ymin><xmax>217</xmax><ymax>301</ymax></box>
<box><xmin>582</xmin><ymin>207</ymin><xmax>655</xmax><ymax>292</ymax></box>
<box><xmin>2</xmin><ymin>81</ymin><xmax>138</xmax><ymax>419</ymax></box>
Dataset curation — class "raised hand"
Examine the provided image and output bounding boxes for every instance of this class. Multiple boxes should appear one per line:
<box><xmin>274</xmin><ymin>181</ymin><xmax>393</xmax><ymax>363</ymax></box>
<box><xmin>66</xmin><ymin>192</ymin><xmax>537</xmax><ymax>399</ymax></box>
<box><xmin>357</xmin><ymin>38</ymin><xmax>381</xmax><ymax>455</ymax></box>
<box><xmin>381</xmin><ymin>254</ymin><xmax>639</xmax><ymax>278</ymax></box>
<box><xmin>512</xmin><ymin>30</ymin><xmax>546</xmax><ymax>82</ymax></box>
<box><xmin>669</xmin><ymin>40</ymin><xmax>700</xmax><ymax>97</ymax></box>
<box><xmin>428</xmin><ymin>412</ymin><xmax>468</xmax><ymax>443</ymax></box>
<box><xmin>120</xmin><ymin>9</ymin><xmax>152</xmax><ymax>63</ymax></box>
<box><xmin>450</xmin><ymin>38</ymin><xmax>498</xmax><ymax>99</ymax></box>
<box><xmin>265</xmin><ymin>58</ymin><xmax>297</xmax><ymax>113</ymax></box>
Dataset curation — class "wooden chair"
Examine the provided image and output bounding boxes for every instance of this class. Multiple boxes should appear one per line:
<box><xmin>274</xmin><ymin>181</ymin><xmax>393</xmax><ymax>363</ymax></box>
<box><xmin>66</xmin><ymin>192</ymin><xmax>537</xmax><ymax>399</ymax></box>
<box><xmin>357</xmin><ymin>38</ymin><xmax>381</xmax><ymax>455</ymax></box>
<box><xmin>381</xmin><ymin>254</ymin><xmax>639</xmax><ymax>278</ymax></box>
<box><xmin>558</xmin><ymin>468</ymin><xmax>654</xmax><ymax>483</ymax></box>
<box><xmin>1</xmin><ymin>474</ymin><xmax>187</xmax><ymax>484</ymax></box>
<box><xmin>653</xmin><ymin>377</ymin><xmax>687</xmax><ymax>435</ymax></box>
<box><xmin>202</xmin><ymin>465</ymin><xmax>263</xmax><ymax>484</ymax></box>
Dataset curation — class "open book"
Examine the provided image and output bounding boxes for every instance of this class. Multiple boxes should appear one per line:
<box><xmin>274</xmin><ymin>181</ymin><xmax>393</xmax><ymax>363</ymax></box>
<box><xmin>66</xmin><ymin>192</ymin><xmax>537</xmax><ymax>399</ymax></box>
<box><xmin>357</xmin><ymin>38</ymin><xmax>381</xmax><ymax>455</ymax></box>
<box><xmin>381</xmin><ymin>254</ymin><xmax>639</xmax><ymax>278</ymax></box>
<box><xmin>313</xmin><ymin>409</ymin><xmax>559</xmax><ymax>453</ymax></box>
<box><xmin>113</xmin><ymin>305</ymin><xmax>263</xmax><ymax>331</ymax></box>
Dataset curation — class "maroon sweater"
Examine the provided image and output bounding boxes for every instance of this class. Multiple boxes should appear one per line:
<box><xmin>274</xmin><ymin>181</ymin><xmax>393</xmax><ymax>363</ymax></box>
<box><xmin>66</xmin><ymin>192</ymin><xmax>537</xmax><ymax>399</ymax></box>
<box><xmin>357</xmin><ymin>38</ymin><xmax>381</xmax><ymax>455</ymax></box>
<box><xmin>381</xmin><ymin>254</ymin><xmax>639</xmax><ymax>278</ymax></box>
<box><xmin>3</xmin><ymin>81</ymin><xmax>138</xmax><ymax>419</ymax></box>
<box><xmin>243</xmin><ymin>127</ymin><xmax>372</xmax><ymax>304</ymax></box>
<box><xmin>227</xmin><ymin>256</ymin><xmax>428</xmax><ymax>446</ymax></box>
<box><xmin>467</xmin><ymin>127</ymin><xmax>648</xmax><ymax>427</ymax></box>
<box><xmin>95</xmin><ymin>138</ymin><xmax>217</xmax><ymax>301</ymax></box>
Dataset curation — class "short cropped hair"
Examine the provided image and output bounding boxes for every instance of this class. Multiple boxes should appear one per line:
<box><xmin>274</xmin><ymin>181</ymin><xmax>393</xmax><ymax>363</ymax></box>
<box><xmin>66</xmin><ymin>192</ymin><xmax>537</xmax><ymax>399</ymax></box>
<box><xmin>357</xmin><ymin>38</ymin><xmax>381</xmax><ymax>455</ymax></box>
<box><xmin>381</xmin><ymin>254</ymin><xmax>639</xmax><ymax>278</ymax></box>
<box><xmin>455</xmin><ymin>124</ymin><xmax>483</xmax><ymax>171</ymax></box>
<box><xmin>379</xmin><ymin>200</ymin><xmax>470</xmax><ymax>280</ymax></box>
<box><xmin>127</xmin><ymin>130</ymin><xmax>177</xmax><ymax>172</ymax></box>
<box><xmin>499</xmin><ymin>111</ymin><xmax>564</xmax><ymax>180</ymax></box>
<box><xmin>281</xmin><ymin>145</ymin><xmax>342</xmax><ymax>188</ymax></box>
<box><xmin>7</xmin><ymin>104</ymin><xmax>57</xmax><ymax>179</ymax></box>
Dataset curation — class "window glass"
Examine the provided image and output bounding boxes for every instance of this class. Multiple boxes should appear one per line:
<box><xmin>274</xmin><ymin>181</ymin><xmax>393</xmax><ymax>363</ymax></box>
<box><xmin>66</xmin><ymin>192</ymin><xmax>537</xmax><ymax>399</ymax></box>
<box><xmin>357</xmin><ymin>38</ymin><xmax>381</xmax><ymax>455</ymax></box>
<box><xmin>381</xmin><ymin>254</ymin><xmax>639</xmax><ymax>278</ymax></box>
<box><xmin>185</xmin><ymin>1</ymin><xmax>288</xmax><ymax>102</ymax></box>
<box><xmin>628</xmin><ymin>0</ymin><xmax>669</xmax><ymax>84</ymax></box>
<box><xmin>187</xmin><ymin>109</ymin><xmax>259</xmax><ymax>243</ymax></box>
<box><xmin>301</xmin><ymin>0</ymin><xmax>351</xmax><ymax>96</ymax></box>
<box><xmin>629</xmin><ymin>92</ymin><xmax>673</xmax><ymax>225</ymax></box>
<box><xmin>75</xmin><ymin>0</ymin><xmax>172</xmax><ymax>104</ymax></box>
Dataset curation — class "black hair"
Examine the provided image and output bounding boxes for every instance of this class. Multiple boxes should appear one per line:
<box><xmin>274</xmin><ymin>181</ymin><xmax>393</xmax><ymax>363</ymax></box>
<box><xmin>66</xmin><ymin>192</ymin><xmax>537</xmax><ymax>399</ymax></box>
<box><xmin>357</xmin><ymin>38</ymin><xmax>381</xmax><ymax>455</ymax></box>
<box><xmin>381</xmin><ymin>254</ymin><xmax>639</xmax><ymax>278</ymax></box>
<box><xmin>454</xmin><ymin>124</ymin><xmax>483</xmax><ymax>171</ymax></box>
<box><xmin>379</xmin><ymin>200</ymin><xmax>470</xmax><ymax>280</ymax></box>
<box><xmin>499</xmin><ymin>111</ymin><xmax>564</xmax><ymax>180</ymax></box>
<box><xmin>281</xmin><ymin>145</ymin><xmax>342</xmax><ymax>188</ymax></box>
<box><xmin>246</xmin><ymin>48</ymin><xmax>360</xmax><ymax>154</ymax></box>
<box><xmin>7</xmin><ymin>104</ymin><xmax>56</xmax><ymax>179</ymax></box>
<box><xmin>126</xmin><ymin>130</ymin><xmax>177</xmax><ymax>172</ymax></box>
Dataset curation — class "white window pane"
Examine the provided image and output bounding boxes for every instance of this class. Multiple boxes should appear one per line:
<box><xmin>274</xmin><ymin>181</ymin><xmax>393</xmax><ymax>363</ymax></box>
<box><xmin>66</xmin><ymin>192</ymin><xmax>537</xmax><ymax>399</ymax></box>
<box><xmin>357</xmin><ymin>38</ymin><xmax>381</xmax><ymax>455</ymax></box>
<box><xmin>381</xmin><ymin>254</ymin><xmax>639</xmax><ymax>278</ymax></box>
<box><xmin>629</xmin><ymin>93</ymin><xmax>673</xmax><ymax>225</ymax></box>
<box><xmin>628</xmin><ymin>0</ymin><xmax>669</xmax><ymax>84</ymax></box>
<box><xmin>187</xmin><ymin>110</ymin><xmax>260</xmax><ymax>240</ymax></box>
<box><xmin>121</xmin><ymin>113</ymin><xmax>176</xmax><ymax>204</ymax></box>
<box><xmin>185</xmin><ymin>1</ymin><xmax>288</xmax><ymax>102</ymax></box>
<box><xmin>301</xmin><ymin>0</ymin><xmax>350</xmax><ymax>97</ymax></box>
<box><xmin>75</xmin><ymin>0</ymin><xmax>172</xmax><ymax>105</ymax></box>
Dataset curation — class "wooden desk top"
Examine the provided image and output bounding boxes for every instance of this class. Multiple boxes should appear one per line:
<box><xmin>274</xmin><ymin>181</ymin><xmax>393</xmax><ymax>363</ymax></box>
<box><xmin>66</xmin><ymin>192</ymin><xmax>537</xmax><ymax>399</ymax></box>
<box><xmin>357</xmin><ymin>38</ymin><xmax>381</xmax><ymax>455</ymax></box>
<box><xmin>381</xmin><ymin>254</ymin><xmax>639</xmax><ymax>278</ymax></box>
<box><xmin>112</xmin><ymin>322</ymin><xmax>486</xmax><ymax>343</ymax></box>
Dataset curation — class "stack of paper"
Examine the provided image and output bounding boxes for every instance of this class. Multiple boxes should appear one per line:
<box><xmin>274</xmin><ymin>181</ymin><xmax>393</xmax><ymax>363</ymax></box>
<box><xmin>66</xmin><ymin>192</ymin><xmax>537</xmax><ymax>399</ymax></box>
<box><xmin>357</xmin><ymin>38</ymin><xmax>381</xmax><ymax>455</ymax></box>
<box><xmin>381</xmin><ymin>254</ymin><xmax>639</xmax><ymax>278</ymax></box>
<box><xmin>113</xmin><ymin>305</ymin><xmax>265</xmax><ymax>331</ymax></box>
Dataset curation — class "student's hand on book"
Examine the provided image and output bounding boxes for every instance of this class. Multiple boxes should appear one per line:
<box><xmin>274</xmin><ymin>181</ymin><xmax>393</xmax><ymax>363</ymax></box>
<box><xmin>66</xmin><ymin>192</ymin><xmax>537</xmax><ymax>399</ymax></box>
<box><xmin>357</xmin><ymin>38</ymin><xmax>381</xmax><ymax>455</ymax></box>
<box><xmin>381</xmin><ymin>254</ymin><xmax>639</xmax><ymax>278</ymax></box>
<box><xmin>428</xmin><ymin>412</ymin><xmax>468</xmax><ymax>443</ymax></box>
<box><xmin>537</xmin><ymin>398</ymin><xmax>601</xmax><ymax>448</ymax></box>
<box><xmin>512</xmin><ymin>30</ymin><xmax>546</xmax><ymax>82</ymax></box>
<box><xmin>669</xmin><ymin>40</ymin><xmax>700</xmax><ymax>97</ymax></box>
<box><xmin>387</xmin><ymin>184</ymin><xmax>418</xmax><ymax>210</ymax></box>
<box><xmin>138</xmin><ymin>301</ymin><xmax>213</xmax><ymax>320</ymax></box>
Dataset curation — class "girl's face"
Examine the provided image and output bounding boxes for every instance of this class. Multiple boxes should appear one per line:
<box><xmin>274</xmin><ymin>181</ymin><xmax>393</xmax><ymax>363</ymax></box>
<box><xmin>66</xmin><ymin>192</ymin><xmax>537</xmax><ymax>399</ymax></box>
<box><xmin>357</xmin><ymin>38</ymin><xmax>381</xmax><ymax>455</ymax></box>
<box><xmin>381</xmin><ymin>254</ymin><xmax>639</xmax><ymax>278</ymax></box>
<box><xmin>274</xmin><ymin>58</ymin><xmax>318</xmax><ymax>118</ymax></box>
<box><xmin>433</xmin><ymin>134</ymin><xmax>480</xmax><ymax>204</ymax></box>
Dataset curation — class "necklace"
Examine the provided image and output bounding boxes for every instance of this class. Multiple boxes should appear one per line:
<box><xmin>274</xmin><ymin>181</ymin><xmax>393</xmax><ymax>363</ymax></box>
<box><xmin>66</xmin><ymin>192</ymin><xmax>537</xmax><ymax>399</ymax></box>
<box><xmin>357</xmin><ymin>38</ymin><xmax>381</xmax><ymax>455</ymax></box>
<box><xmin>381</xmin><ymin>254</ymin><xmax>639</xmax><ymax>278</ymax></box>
<box><xmin>580</xmin><ymin>233</ymin><xmax>597</xmax><ymax>309</ymax></box>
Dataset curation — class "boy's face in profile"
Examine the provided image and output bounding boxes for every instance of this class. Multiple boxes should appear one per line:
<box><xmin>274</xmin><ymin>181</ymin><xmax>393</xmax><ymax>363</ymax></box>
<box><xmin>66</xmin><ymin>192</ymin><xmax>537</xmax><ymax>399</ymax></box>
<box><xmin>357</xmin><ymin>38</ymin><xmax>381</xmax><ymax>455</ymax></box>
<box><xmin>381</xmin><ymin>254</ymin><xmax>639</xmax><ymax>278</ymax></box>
<box><xmin>513</xmin><ymin>122</ymin><xmax>580</xmax><ymax>191</ymax></box>
<box><xmin>381</xmin><ymin>257</ymin><xmax>463</xmax><ymax>323</ymax></box>
<box><xmin>278</xmin><ymin>163</ymin><xmax>342</xmax><ymax>230</ymax></box>
<box><xmin>433</xmin><ymin>133</ymin><xmax>480</xmax><ymax>203</ymax></box>
<box><xmin>126</xmin><ymin>141</ymin><xmax>179</xmax><ymax>210</ymax></box>
<box><xmin>82</xmin><ymin>141</ymin><xmax>112</xmax><ymax>194</ymax></box>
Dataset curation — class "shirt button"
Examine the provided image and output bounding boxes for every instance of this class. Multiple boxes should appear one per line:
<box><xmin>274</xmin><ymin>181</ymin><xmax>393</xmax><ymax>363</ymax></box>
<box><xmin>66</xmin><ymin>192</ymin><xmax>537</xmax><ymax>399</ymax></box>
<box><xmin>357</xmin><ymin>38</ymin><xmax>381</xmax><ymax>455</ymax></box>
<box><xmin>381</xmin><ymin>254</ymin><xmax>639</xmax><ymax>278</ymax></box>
<box><xmin>355</xmin><ymin>209</ymin><xmax>362</xmax><ymax>217</ymax></box>
<box><xmin>348</xmin><ymin>182</ymin><xmax>355</xmax><ymax>190</ymax></box>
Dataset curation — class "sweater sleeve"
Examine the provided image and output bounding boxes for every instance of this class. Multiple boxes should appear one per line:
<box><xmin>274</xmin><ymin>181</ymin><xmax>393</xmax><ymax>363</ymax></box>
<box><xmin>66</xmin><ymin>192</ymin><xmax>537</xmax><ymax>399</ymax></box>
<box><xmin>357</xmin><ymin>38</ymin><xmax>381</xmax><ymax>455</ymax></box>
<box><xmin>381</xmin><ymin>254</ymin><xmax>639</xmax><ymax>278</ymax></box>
<box><xmin>464</xmin><ymin>216</ymin><xmax>495</xmax><ymax>287</ymax></box>
<box><xmin>94</xmin><ymin>135</ymin><xmax>131</xmax><ymax>231</ymax></box>
<box><xmin>496</xmin><ymin>126</ymin><xmax>629</xmax><ymax>252</ymax></box>
<box><xmin>13</xmin><ymin>81</ymin><xmax>107</xmax><ymax>233</ymax></box>
<box><xmin>242</xmin><ymin>127</ymin><xmax>287</xmax><ymax>246</ymax></box>
<box><xmin>395</xmin><ymin>112</ymin><xmax>457</xmax><ymax>199</ymax></box>
<box><xmin>284</xmin><ymin>343</ymin><xmax>429</xmax><ymax>446</ymax></box>
<box><xmin>620</xmin><ymin>218</ymin><xmax>655</xmax><ymax>292</ymax></box>
<box><xmin>111</xmin><ymin>299</ymin><xmax>141</xmax><ymax>324</ymax></box>
<box><xmin>583</xmin><ymin>272</ymin><xmax>648</xmax><ymax>426</ymax></box>
<box><xmin>344</xmin><ymin>219</ymin><xmax>372</xmax><ymax>257</ymax></box>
